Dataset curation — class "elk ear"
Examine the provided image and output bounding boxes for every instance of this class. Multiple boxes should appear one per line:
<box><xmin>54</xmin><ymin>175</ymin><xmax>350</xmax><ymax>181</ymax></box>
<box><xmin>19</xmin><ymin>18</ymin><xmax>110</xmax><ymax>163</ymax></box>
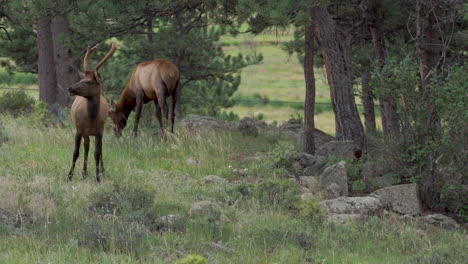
<box><xmin>78</xmin><ymin>70</ymin><xmax>85</xmax><ymax>79</ymax></box>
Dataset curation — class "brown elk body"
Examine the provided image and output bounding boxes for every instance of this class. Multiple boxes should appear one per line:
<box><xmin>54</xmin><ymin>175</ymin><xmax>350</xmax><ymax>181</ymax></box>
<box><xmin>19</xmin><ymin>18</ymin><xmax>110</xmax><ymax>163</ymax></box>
<box><xmin>109</xmin><ymin>59</ymin><xmax>180</xmax><ymax>137</ymax></box>
<box><xmin>67</xmin><ymin>44</ymin><xmax>117</xmax><ymax>182</ymax></box>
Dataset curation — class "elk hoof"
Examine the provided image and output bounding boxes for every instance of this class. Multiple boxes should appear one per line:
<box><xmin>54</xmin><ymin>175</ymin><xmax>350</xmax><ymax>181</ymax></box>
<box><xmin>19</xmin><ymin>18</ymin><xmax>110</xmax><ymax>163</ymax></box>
<box><xmin>67</xmin><ymin>173</ymin><xmax>73</xmax><ymax>182</ymax></box>
<box><xmin>82</xmin><ymin>171</ymin><xmax>88</xmax><ymax>179</ymax></box>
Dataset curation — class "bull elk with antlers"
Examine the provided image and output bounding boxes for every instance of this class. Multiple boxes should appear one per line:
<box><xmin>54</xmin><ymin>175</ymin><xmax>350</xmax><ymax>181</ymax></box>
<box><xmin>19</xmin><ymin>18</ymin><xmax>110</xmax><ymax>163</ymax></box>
<box><xmin>67</xmin><ymin>43</ymin><xmax>117</xmax><ymax>183</ymax></box>
<box><xmin>108</xmin><ymin>59</ymin><xmax>180</xmax><ymax>137</ymax></box>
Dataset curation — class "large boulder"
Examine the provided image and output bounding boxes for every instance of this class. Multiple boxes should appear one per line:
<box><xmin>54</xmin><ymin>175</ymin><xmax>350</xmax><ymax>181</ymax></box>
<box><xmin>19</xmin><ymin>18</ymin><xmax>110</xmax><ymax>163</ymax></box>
<box><xmin>321</xmin><ymin>197</ymin><xmax>383</xmax><ymax>215</ymax></box>
<box><xmin>292</xmin><ymin>153</ymin><xmax>328</xmax><ymax>177</ymax></box>
<box><xmin>370</xmin><ymin>183</ymin><xmax>423</xmax><ymax>216</ymax></box>
<box><xmin>319</xmin><ymin>161</ymin><xmax>348</xmax><ymax>197</ymax></box>
<box><xmin>188</xmin><ymin>201</ymin><xmax>222</xmax><ymax>220</ymax></box>
<box><xmin>238</xmin><ymin>117</ymin><xmax>259</xmax><ymax>137</ymax></box>
<box><xmin>280</xmin><ymin>118</ymin><xmax>303</xmax><ymax>133</ymax></box>
<box><xmin>317</xmin><ymin>140</ymin><xmax>357</xmax><ymax>160</ymax></box>
<box><xmin>180</xmin><ymin>115</ymin><xmax>235</xmax><ymax>131</ymax></box>
<box><xmin>419</xmin><ymin>214</ymin><xmax>460</xmax><ymax>230</ymax></box>
<box><xmin>296</xmin><ymin>128</ymin><xmax>335</xmax><ymax>149</ymax></box>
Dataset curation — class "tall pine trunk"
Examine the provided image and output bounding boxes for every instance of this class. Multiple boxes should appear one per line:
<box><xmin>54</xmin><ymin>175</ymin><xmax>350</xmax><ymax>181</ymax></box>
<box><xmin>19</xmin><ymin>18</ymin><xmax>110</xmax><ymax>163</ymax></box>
<box><xmin>37</xmin><ymin>16</ymin><xmax>57</xmax><ymax>111</ymax></box>
<box><xmin>361</xmin><ymin>70</ymin><xmax>376</xmax><ymax>134</ymax></box>
<box><xmin>311</xmin><ymin>6</ymin><xmax>365</xmax><ymax>150</ymax></box>
<box><xmin>303</xmin><ymin>24</ymin><xmax>316</xmax><ymax>154</ymax></box>
<box><xmin>51</xmin><ymin>15</ymin><xmax>79</xmax><ymax>108</ymax></box>
<box><xmin>368</xmin><ymin>1</ymin><xmax>400</xmax><ymax>141</ymax></box>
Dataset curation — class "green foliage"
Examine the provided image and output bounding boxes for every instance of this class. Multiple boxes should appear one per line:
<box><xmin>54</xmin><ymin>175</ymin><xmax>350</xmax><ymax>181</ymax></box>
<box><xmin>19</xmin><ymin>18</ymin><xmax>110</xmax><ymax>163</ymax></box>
<box><xmin>269</xmin><ymin>141</ymin><xmax>297</xmax><ymax>169</ymax></box>
<box><xmin>78</xmin><ymin>217</ymin><xmax>148</xmax><ymax>256</ymax></box>
<box><xmin>0</xmin><ymin>90</ymin><xmax>35</xmax><ymax>116</ymax></box>
<box><xmin>255</xmin><ymin>179</ymin><xmax>301</xmax><ymax>210</ymax></box>
<box><xmin>29</xmin><ymin>101</ymin><xmax>55</xmax><ymax>127</ymax></box>
<box><xmin>0</xmin><ymin>123</ymin><xmax>8</xmax><ymax>146</ymax></box>
<box><xmin>298</xmin><ymin>198</ymin><xmax>326</xmax><ymax>222</ymax></box>
<box><xmin>175</xmin><ymin>254</ymin><xmax>208</xmax><ymax>264</ymax></box>
<box><xmin>351</xmin><ymin>180</ymin><xmax>366</xmax><ymax>193</ymax></box>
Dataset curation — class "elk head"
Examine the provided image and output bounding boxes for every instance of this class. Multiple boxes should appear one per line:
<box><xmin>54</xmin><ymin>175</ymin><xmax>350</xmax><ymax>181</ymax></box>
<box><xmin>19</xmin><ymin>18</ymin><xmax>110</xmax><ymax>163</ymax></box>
<box><xmin>108</xmin><ymin>100</ymin><xmax>127</xmax><ymax>136</ymax></box>
<box><xmin>68</xmin><ymin>43</ymin><xmax>117</xmax><ymax>97</ymax></box>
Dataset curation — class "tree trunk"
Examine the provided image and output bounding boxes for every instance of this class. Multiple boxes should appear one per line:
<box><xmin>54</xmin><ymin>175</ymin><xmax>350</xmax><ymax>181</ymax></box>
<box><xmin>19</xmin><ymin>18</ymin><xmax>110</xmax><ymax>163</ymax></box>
<box><xmin>361</xmin><ymin>70</ymin><xmax>376</xmax><ymax>134</ymax></box>
<box><xmin>51</xmin><ymin>15</ymin><xmax>79</xmax><ymax>108</ymax></box>
<box><xmin>37</xmin><ymin>16</ymin><xmax>57</xmax><ymax>111</ymax></box>
<box><xmin>303</xmin><ymin>24</ymin><xmax>316</xmax><ymax>154</ymax></box>
<box><xmin>368</xmin><ymin>1</ymin><xmax>400</xmax><ymax>141</ymax></box>
<box><xmin>311</xmin><ymin>6</ymin><xmax>365</xmax><ymax>150</ymax></box>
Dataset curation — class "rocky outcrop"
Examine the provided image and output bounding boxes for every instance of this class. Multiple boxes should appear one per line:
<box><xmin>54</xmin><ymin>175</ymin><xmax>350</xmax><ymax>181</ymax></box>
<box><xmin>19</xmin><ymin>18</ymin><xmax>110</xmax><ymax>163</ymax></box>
<box><xmin>419</xmin><ymin>214</ymin><xmax>460</xmax><ymax>230</ymax></box>
<box><xmin>238</xmin><ymin>117</ymin><xmax>259</xmax><ymax>137</ymax></box>
<box><xmin>188</xmin><ymin>201</ymin><xmax>222</xmax><ymax>220</ymax></box>
<box><xmin>320</xmin><ymin>197</ymin><xmax>383</xmax><ymax>223</ymax></box>
<box><xmin>317</xmin><ymin>140</ymin><xmax>357</xmax><ymax>160</ymax></box>
<box><xmin>319</xmin><ymin>161</ymin><xmax>348</xmax><ymax>198</ymax></box>
<box><xmin>0</xmin><ymin>208</ymin><xmax>15</xmax><ymax>225</ymax></box>
<box><xmin>370</xmin><ymin>183</ymin><xmax>423</xmax><ymax>216</ymax></box>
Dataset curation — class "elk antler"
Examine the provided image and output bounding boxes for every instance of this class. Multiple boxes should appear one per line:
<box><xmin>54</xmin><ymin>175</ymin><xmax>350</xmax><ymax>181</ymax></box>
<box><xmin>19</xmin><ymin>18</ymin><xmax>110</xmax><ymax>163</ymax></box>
<box><xmin>93</xmin><ymin>43</ymin><xmax>118</xmax><ymax>72</ymax></box>
<box><xmin>83</xmin><ymin>45</ymin><xmax>98</xmax><ymax>71</ymax></box>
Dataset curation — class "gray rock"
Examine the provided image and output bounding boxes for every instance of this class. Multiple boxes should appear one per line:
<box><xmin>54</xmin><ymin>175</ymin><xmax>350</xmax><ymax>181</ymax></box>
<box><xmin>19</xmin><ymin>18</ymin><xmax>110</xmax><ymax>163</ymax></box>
<box><xmin>238</xmin><ymin>117</ymin><xmax>259</xmax><ymax>137</ymax></box>
<box><xmin>189</xmin><ymin>201</ymin><xmax>222</xmax><ymax>220</ymax></box>
<box><xmin>280</xmin><ymin>118</ymin><xmax>303</xmax><ymax>133</ymax></box>
<box><xmin>320</xmin><ymin>161</ymin><xmax>348</xmax><ymax>197</ymax></box>
<box><xmin>296</xmin><ymin>128</ymin><xmax>335</xmax><ymax>149</ymax></box>
<box><xmin>370</xmin><ymin>183</ymin><xmax>423</xmax><ymax>216</ymax></box>
<box><xmin>320</xmin><ymin>196</ymin><xmax>384</xmax><ymax>216</ymax></box>
<box><xmin>186</xmin><ymin>157</ymin><xmax>199</xmax><ymax>165</ymax></box>
<box><xmin>301</xmin><ymin>193</ymin><xmax>315</xmax><ymax>200</ymax></box>
<box><xmin>204</xmin><ymin>175</ymin><xmax>228</xmax><ymax>185</ymax></box>
<box><xmin>302</xmin><ymin>156</ymin><xmax>328</xmax><ymax>176</ymax></box>
<box><xmin>419</xmin><ymin>214</ymin><xmax>460</xmax><ymax>230</ymax></box>
<box><xmin>298</xmin><ymin>176</ymin><xmax>319</xmax><ymax>189</ymax></box>
<box><xmin>155</xmin><ymin>214</ymin><xmax>186</xmax><ymax>231</ymax></box>
<box><xmin>0</xmin><ymin>208</ymin><xmax>15</xmax><ymax>225</ymax></box>
<box><xmin>317</xmin><ymin>140</ymin><xmax>357</xmax><ymax>160</ymax></box>
<box><xmin>327</xmin><ymin>213</ymin><xmax>367</xmax><ymax>224</ymax></box>
<box><xmin>325</xmin><ymin>183</ymin><xmax>342</xmax><ymax>199</ymax></box>
<box><xmin>368</xmin><ymin>174</ymin><xmax>400</xmax><ymax>191</ymax></box>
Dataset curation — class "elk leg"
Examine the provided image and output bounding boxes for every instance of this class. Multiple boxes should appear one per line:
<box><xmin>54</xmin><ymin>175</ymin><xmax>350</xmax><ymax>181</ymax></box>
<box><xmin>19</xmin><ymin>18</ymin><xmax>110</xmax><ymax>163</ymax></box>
<box><xmin>94</xmin><ymin>134</ymin><xmax>103</xmax><ymax>183</ymax></box>
<box><xmin>82</xmin><ymin>136</ymin><xmax>90</xmax><ymax>179</ymax></box>
<box><xmin>133</xmin><ymin>94</ymin><xmax>144</xmax><ymax>137</ymax></box>
<box><xmin>171</xmin><ymin>82</ymin><xmax>180</xmax><ymax>133</ymax></box>
<box><xmin>154</xmin><ymin>101</ymin><xmax>163</xmax><ymax>132</ymax></box>
<box><xmin>157</xmin><ymin>89</ymin><xmax>168</xmax><ymax>136</ymax></box>
<box><xmin>68</xmin><ymin>133</ymin><xmax>82</xmax><ymax>181</ymax></box>
<box><xmin>100</xmin><ymin>152</ymin><xmax>105</xmax><ymax>175</ymax></box>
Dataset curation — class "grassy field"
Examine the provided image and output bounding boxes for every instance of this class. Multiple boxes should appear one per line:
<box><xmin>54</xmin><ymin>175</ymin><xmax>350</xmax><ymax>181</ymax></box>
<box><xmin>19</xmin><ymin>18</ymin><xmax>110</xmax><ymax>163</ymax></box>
<box><xmin>0</xmin><ymin>115</ymin><xmax>467</xmax><ymax>263</ymax></box>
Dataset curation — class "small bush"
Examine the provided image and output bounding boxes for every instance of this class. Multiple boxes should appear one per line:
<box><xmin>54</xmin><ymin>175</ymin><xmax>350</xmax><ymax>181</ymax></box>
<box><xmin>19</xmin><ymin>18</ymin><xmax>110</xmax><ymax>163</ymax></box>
<box><xmin>88</xmin><ymin>183</ymin><xmax>155</xmax><ymax>218</ymax></box>
<box><xmin>298</xmin><ymin>198</ymin><xmax>326</xmax><ymax>222</ymax></box>
<box><xmin>255</xmin><ymin>179</ymin><xmax>300</xmax><ymax>210</ymax></box>
<box><xmin>78</xmin><ymin>217</ymin><xmax>148</xmax><ymax>256</ymax></box>
<box><xmin>0</xmin><ymin>90</ymin><xmax>35</xmax><ymax>116</ymax></box>
<box><xmin>269</xmin><ymin>141</ymin><xmax>297</xmax><ymax>169</ymax></box>
<box><xmin>217</xmin><ymin>111</ymin><xmax>240</xmax><ymax>121</ymax></box>
<box><xmin>29</xmin><ymin>101</ymin><xmax>55</xmax><ymax>126</ymax></box>
<box><xmin>175</xmin><ymin>254</ymin><xmax>208</xmax><ymax>264</ymax></box>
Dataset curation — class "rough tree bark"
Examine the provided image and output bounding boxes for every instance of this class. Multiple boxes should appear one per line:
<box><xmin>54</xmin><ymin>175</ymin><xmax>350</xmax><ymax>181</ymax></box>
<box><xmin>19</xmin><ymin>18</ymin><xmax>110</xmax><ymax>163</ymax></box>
<box><xmin>37</xmin><ymin>16</ymin><xmax>57</xmax><ymax>110</ymax></box>
<box><xmin>303</xmin><ymin>24</ymin><xmax>316</xmax><ymax>154</ymax></box>
<box><xmin>368</xmin><ymin>0</ymin><xmax>400</xmax><ymax>141</ymax></box>
<box><xmin>311</xmin><ymin>6</ymin><xmax>365</xmax><ymax>150</ymax></box>
<box><xmin>51</xmin><ymin>15</ymin><xmax>79</xmax><ymax>108</ymax></box>
<box><xmin>361</xmin><ymin>70</ymin><xmax>376</xmax><ymax>134</ymax></box>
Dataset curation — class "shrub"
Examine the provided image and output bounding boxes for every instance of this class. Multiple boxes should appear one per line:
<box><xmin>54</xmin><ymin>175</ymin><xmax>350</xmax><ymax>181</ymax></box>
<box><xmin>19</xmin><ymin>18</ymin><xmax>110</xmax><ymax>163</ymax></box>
<box><xmin>78</xmin><ymin>217</ymin><xmax>148</xmax><ymax>256</ymax></box>
<box><xmin>255</xmin><ymin>179</ymin><xmax>300</xmax><ymax>210</ymax></box>
<box><xmin>269</xmin><ymin>141</ymin><xmax>297</xmax><ymax>169</ymax></box>
<box><xmin>298</xmin><ymin>198</ymin><xmax>326</xmax><ymax>222</ymax></box>
<box><xmin>175</xmin><ymin>254</ymin><xmax>208</xmax><ymax>264</ymax></box>
<box><xmin>29</xmin><ymin>101</ymin><xmax>55</xmax><ymax>127</ymax></box>
<box><xmin>0</xmin><ymin>90</ymin><xmax>35</xmax><ymax>116</ymax></box>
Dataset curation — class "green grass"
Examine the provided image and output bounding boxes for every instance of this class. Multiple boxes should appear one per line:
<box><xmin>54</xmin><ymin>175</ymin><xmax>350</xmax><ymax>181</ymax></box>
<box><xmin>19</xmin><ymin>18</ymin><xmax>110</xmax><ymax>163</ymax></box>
<box><xmin>0</xmin><ymin>115</ymin><xmax>466</xmax><ymax>263</ymax></box>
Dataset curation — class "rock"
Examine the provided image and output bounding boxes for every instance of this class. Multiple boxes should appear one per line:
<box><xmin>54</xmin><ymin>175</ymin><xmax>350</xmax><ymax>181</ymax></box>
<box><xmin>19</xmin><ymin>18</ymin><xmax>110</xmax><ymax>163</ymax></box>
<box><xmin>419</xmin><ymin>214</ymin><xmax>460</xmax><ymax>230</ymax></box>
<box><xmin>238</xmin><ymin>117</ymin><xmax>259</xmax><ymax>137</ymax></box>
<box><xmin>370</xmin><ymin>183</ymin><xmax>423</xmax><ymax>216</ymax></box>
<box><xmin>317</xmin><ymin>140</ymin><xmax>357</xmax><ymax>160</ymax></box>
<box><xmin>204</xmin><ymin>175</ymin><xmax>228</xmax><ymax>185</ymax></box>
<box><xmin>296</xmin><ymin>128</ymin><xmax>335</xmax><ymax>149</ymax></box>
<box><xmin>181</xmin><ymin>115</ymin><xmax>235</xmax><ymax>131</ymax></box>
<box><xmin>325</xmin><ymin>183</ymin><xmax>342</xmax><ymax>199</ymax></box>
<box><xmin>186</xmin><ymin>157</ymin><xmax>199</xmax><ymax>165</ymax></box>
<box><xmin>280</xmin><ymin>118</ymin><xmax>303</xmax><ymax>133</ymax></box>
<box><xmin>290</xmin><ymin>161</ymin><xmax>303</xmax><ymax>176</ymax></box>
<box><xmin>155</xmin><ymin>214</ymin><xmax>186</xmax><ymax>231</ymax></box>
<box><xmin>298</xmin><ymin>176</ymin><xmax>319</xmax><ymax>189</ymax></box>
<box><xmin>327</xmin><ymin>213</ymin><xmax>367</xmax><ymax>224</ymax></box>
<box><xmin>302</xmin><ymin>156</ymin><xmax>327</xmax><ymax>176</ymax></box>
<box><xmin>320</xmin><ymin>197</ymin><xmax>384</xmax><ymax>216</ymax></box>
<box><xmin>301</xmin><ymin>193</ymin><xmax>315</xmax><ymax>200</ymax></box>
<box><xmin>367</xmin><ymin>174</ymin><xmax>400</xmax><ymax>191</ymax></box>
<box><xmin>319</xmin><ymin>161</ymin><xmax>348</xmax><ymax>197</ymax></box>
<box><xmin>189</xmin><ymin>201</ymin><xmax>222</xmax><ymax>220</ymax></box>
<box><xmin>0</xmin><ymin>208</ymin><xmax>16</xmax><ymax>225</ymax></box>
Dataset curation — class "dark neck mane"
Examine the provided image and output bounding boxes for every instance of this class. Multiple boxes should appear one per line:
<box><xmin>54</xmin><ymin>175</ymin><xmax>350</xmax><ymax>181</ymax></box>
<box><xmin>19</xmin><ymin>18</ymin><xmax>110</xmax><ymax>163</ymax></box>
<box><xmin>87</xmin><ymin>95</ymin><xmax>100</xmax><ymax>120</ymax></box>
<box><xmin>116</xmin><ymin>85</ymin><xmax>136</xmax><ymax>120</ymax></box>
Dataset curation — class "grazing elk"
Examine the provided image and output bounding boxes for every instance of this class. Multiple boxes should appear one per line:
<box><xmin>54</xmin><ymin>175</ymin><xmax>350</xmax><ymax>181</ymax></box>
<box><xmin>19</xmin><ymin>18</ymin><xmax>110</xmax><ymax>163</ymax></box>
<box><xmin>108</xmin><ymin>59</ymin><xmax>180</xmax><ymax>137</ymax></box>
<box><xmin>67</xmin><ymin>43</ymin><xmax>117</xmax><ymax>183</ymax></box>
